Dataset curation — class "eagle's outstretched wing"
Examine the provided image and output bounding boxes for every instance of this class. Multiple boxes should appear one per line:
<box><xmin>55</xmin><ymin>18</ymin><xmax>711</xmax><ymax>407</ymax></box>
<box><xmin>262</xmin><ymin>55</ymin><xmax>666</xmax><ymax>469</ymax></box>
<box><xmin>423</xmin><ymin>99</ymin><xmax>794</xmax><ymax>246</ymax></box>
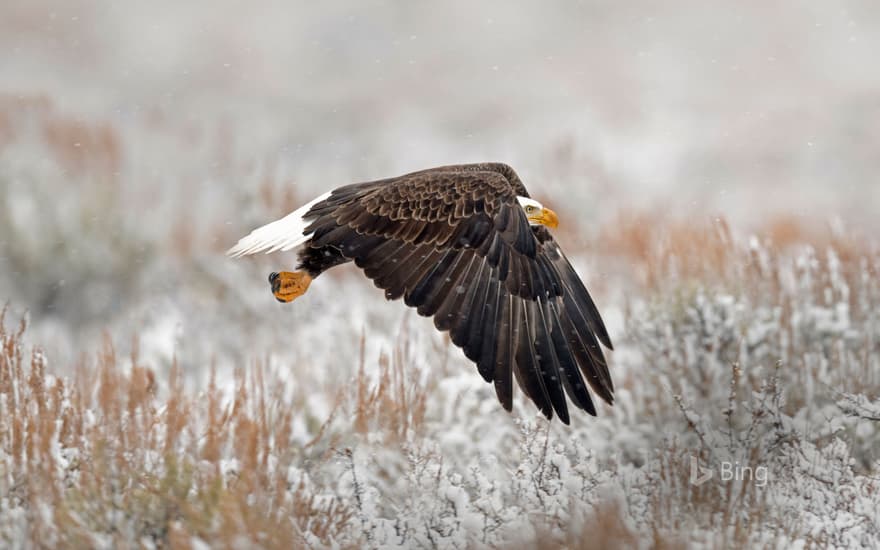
<box><xmin>304</xmin><ymin>163</ymin><xmax>613</xmax><ymax>424</ymax></box>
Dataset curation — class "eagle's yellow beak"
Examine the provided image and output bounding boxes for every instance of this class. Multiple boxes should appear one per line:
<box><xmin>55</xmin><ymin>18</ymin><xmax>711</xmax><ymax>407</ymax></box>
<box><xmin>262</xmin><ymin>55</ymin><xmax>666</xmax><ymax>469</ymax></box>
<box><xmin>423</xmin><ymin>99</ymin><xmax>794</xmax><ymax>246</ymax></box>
<box><xmin>529</xmin><ymin>207</ymin><xmax>559</xmax><ymax>229</ymax></box>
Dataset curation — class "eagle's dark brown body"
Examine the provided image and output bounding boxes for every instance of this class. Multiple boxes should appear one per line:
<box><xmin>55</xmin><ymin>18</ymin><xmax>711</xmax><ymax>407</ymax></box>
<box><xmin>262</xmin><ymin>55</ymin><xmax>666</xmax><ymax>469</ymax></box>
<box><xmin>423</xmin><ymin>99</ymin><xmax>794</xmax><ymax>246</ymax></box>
<box><xmin>232</xmin><ymin>163</ymin><xmax>613</xmax><ymax>424</ymax></box>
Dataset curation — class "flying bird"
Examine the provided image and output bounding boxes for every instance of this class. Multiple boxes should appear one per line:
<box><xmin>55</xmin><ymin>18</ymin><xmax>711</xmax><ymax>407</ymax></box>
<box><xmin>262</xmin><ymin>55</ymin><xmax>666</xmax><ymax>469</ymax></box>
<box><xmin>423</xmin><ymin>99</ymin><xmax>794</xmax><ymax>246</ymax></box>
<box><xmin>227</xmin><ymin>163</ymin><xmax>613</xmax><ymax>424</ymax></box>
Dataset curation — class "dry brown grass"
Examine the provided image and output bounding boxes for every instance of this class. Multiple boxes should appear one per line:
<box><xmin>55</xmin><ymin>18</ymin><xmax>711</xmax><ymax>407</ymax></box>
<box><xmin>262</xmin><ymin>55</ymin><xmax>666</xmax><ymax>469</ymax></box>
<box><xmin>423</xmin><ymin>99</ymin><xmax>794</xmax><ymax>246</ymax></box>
<box><xmin>593</xmin><ymin>210</ymin><xmax>736</xmax><ymax>291</ymax></box>
<box><xmin>42</xmin><ymin>116</ymin><xmax>121</xmax><ymax>183</ymax></box>
<box><xmin>0</xmin><ymin>93</ymin><xmax>121</xmax><ymax>184</ymax></box>
<box><xmin>594</xmin><ymin>209</ymin><xmax>877</xmax><ymax>295</ymax></box>
<box><xmin>527</xmin><ymin>499</ymin><xmax>643</xmax><ymax>550</ymax></box>
<box><xmin>597</xmin><ymin>210</ymin><xmax>879</xmax><ymax>403</ymax></box>
<box><xmin>572</xmin><ymin>499</ymin><xmax>642</xmax><ymax>550</ymax></box>
<box><xmin>0</xmin><ymin>307</ymin><xmax>354</xmax><ymax>548</ymax></box>
<box><xmin>352</xmin><ymin>324</ymin><xmax>433</xmax><ymax>444</ymax></box>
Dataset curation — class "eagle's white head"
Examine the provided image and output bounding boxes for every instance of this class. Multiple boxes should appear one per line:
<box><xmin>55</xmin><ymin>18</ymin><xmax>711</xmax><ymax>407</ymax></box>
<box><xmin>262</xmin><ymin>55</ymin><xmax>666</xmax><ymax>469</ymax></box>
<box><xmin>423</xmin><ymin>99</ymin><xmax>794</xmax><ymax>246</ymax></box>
<box><xmin>517</xmin><ymin>196</ymin><xmax>559</xmax><ymax>229</ymax></box>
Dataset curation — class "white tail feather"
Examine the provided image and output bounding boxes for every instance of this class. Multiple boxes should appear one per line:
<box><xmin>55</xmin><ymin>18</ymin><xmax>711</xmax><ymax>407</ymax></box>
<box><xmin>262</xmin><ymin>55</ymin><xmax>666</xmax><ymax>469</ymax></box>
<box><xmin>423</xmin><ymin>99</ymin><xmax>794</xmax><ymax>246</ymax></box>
<box><xmin>226</xmin><ymin>191</ymin><xmax>332</xmax><ymax>258</ymax></box>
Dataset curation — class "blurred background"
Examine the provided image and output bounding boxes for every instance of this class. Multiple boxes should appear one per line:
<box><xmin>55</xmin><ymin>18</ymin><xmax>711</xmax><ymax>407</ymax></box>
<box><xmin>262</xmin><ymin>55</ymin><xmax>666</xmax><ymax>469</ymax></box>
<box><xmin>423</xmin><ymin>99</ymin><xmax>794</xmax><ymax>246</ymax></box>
<box><xmin>1</xmin><ymin>0</ymin><xmax>879</xmax><ymax>380</ymax></box>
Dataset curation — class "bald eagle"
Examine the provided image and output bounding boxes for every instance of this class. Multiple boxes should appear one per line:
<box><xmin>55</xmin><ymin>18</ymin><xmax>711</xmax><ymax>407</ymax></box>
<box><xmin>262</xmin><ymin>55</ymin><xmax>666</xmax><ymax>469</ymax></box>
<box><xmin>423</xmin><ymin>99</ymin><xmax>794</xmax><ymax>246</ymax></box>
<box><xmin>227</xmin><ymin>163</ymin><xmax>612</xmax><ymax>424</ymax></box>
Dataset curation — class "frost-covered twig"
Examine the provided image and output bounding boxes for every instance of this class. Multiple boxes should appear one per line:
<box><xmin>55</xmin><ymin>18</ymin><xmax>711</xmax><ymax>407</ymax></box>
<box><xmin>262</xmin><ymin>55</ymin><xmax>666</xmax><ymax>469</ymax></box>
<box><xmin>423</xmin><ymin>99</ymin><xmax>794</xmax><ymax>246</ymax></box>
<box><xmin>837</xmin><ymin>393</ymin><xmax>880</xmax><ymax>422</ymax></box>
<box><xmin>343</xmin><ymin>447</ymin><xmax>373</xmax><ymax>547</ymax></box>
<box><xmin>672</xmin><ymin>392</ymin><xmax>711</xmax><ymax>456</ymax></box>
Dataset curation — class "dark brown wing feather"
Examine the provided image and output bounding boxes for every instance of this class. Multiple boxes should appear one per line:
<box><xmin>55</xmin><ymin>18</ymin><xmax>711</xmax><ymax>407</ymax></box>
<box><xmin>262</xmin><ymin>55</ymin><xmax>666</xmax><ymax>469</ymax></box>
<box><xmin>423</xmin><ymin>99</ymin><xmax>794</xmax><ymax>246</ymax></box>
<box><xmin>303</xmin><ymin>163</ymin><xmax>613</xmax><ymax>424</ymax></box>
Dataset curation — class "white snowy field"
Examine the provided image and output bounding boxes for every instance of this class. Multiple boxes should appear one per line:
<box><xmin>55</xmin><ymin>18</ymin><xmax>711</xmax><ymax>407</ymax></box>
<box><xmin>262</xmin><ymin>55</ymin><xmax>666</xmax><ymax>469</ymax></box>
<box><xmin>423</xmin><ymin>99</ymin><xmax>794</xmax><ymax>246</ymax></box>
<box><xmin>2</xmin><ymin>1</ymin><xmax>880</xmax><ymax>548</ymax></box>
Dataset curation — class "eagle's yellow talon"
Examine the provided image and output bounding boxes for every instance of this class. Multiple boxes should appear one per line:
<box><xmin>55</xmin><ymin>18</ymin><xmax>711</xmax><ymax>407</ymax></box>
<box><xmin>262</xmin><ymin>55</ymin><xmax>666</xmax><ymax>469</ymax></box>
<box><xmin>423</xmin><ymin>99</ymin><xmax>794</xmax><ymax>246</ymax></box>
<box><xmin>270</xmin><ymin>271</ymin><xmax>312</xmax><ymax>303</ymax></box>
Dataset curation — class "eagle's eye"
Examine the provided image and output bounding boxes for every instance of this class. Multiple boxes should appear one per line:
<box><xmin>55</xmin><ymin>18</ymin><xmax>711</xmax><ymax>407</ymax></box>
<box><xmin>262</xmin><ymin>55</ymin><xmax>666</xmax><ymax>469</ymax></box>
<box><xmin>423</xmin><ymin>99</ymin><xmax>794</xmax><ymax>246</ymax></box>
<box><xmin>525</xmin><ymin>205</ymin><xmax>536</xmax><ymax>213</ymax></box>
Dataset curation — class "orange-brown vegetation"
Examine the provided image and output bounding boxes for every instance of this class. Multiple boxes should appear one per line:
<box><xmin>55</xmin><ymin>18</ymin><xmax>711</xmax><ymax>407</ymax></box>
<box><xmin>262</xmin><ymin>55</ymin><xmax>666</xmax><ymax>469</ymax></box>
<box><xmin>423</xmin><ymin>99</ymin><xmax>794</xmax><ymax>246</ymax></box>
<box><xmin>0</xmin><ymin>307</ymin><xmax>354</xmax><ymax>548</ymax></box>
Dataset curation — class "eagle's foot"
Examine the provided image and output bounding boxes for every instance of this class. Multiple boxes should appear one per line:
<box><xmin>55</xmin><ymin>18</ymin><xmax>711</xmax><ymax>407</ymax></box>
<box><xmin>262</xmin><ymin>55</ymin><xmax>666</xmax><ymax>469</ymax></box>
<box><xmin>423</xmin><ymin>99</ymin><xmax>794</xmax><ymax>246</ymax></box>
<box><xmin>268</xmin><ymin>271</ymin><xmax>312</xmax><ymax>303</ymax></box>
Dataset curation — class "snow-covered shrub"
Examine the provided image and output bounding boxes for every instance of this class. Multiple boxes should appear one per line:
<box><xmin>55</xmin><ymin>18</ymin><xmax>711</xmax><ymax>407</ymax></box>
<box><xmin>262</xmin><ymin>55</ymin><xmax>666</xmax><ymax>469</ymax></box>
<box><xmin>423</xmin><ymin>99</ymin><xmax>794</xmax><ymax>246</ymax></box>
<box><xmin>625</xmin><ymin>229</ymin><xmax>880</xmax><ymax>467</ymax></box>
